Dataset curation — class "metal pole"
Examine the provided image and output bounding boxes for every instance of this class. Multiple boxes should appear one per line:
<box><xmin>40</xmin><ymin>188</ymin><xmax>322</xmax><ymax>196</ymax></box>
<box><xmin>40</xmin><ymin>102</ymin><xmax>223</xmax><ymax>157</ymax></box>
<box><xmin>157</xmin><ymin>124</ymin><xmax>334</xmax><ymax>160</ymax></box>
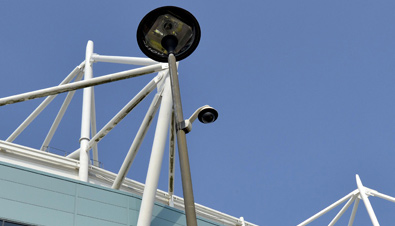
<box><xmin>137</xmin><ymin>74</ymin><xmax>173</xmax><ymax>226</ymax></box>
<box><xmin>112</xmin><ymin>93</ymin><xmax>162</xmax><ymax>189</ymax></box>
<box><xmin>356</xmin><ymin>174</ymin><xmax>380</xmax><ymax>226</ymax></box>
<box><xmin>168</xmin><ymin>53</ymin><xmax>198</xmax><ymax>226</ymax></box>
<box><xmin>79</xmin><ymin>40</ymin><xmax>94</xmax><ymax>182</ymax></box>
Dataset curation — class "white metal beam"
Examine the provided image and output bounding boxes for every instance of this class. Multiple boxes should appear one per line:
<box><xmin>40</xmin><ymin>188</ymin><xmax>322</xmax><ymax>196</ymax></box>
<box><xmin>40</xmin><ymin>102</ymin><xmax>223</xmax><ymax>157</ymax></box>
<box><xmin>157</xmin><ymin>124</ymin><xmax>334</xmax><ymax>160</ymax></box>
<box><xmin>112</xmin><ymin>92</ymin><xmax>162</xmax><ymax>189</ymax></box>
<box><xmin>0</xmin><ymin>63</ymin><xmax>166</xmax><ymax>106</ymax></box>
<box><xmin>90</xmin><ymin>87</ymin><xmax>99</xmax><ymax>167</ymax></box>
<box><xmin>297</xmin><ymin>190</ymin><xmax>358</xmax><ymax>226</ymax></box>
<box><xmin>66</xmin><ymin>73</ymin><xmax>164</xmax><ymax>159</ymax></box>
<box><xmin>6</xmin><ymin>61</ymin><xmax>85</xmax><ymax>142</ymax></box>
<box><xmin>348</xmin><ymin>197</ymin><xmax>360</xmax><ymax>226</ymax></box>
<box><xmin>356</xmin><ymin>174</ymin><xmax>380</xmax><ymax>226</ymax></box>
<box><xmin>92</xmin><ymin>54</ymin><xmax>158</xmax><ymax>66</ymax></box>
<box><xmin>369</xmin><ymin>189</ymin><xmax>395</xmax><ymax>203</ymax></box>
<box><xmin>41</xmin><ymin>71</ymin><xmax>84</xmax><ymax>151</ymax></box>
<box><xmin>328</xmin><ymin>195</ymin><xmax>356</xmax><ymax>226</ymax></box>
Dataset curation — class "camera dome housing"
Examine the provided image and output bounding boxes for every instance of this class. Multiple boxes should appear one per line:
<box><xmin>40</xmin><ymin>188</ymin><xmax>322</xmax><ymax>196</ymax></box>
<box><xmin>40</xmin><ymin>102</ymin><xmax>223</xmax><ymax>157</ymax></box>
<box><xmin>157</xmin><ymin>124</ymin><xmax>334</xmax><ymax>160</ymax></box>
<box><xmin>198</xmin><ymin>107</ymin><xmax>218</xmax><ymax>124</ymax></box>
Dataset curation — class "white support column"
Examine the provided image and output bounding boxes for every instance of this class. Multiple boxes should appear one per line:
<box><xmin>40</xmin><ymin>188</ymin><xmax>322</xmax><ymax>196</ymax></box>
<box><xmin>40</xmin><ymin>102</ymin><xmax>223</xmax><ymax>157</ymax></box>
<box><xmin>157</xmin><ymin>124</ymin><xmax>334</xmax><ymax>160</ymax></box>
<box><xmin>137</xmin><ymin>74</ymin><xmax>172</xmax><ymax>226</ymax></box>
<box><xmin>79</xmin><ymin>40</ymin><xmax>94</xmax><ymax>182</ymax></box>
<box><xmin>356</xmin><ymin>174</ymin><xmax>380</xmax><ymax>226</ymax></box>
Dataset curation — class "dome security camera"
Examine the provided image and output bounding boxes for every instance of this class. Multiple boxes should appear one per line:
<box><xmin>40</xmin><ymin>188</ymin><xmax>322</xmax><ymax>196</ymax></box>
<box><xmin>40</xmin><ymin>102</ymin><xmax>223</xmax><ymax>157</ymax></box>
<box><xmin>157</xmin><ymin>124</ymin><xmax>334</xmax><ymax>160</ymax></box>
<box><xmin>181</xmin><ymin>105</ymin><xmax>218</xmax><ymax>133</ymax></box>
<box><xmin>197</xmin><ymin>107</ymin><xmax>218</xmax><ymax>124</ymax></box>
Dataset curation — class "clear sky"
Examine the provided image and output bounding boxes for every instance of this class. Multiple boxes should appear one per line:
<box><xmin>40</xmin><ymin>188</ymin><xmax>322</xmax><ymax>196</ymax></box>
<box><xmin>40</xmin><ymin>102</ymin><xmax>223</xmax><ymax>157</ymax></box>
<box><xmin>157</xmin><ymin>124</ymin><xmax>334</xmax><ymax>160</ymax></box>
<box><xmin>1</xmin><ymin>1</ymin><xmax>395</xmax><ymax>225</ymax></box>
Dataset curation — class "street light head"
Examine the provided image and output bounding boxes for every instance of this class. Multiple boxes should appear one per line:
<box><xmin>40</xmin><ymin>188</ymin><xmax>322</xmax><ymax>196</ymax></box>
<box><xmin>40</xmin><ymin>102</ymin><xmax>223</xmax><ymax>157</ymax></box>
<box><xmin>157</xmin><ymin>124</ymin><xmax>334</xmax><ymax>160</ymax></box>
<box><xmin>137</xmin><ymin>6</ymin><xmax>201</xmax><ymax>62</ymax></box>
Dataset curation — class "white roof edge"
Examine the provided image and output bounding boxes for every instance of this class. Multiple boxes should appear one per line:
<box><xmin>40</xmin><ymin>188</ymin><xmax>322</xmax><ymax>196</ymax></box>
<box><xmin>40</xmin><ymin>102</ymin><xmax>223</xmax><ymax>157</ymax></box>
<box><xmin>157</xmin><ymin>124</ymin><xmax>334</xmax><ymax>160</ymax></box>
<box><xmin>0</xmin><ymin>140</ymin><xmax>258</xmax><ymax>226</ymax></box>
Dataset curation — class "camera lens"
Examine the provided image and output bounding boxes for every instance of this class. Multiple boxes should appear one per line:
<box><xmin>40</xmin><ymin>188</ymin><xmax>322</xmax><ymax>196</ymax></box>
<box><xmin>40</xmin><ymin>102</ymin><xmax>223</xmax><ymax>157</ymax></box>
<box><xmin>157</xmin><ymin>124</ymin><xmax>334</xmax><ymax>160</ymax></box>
<box><xmin>201</xmin><ymin>112</ymin><xmax>215</xmax><ymax>123</ymax></box>
<box><xmin>198</xmin><ymin>108</ymin><xmax>218</xmax><ymax>124</ymax></box>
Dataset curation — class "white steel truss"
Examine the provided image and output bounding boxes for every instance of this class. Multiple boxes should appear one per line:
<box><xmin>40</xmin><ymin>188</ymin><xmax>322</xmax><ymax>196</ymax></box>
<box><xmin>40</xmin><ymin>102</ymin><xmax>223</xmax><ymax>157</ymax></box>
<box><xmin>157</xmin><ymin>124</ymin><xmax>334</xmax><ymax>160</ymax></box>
<box><xmin>0</xmin><ymin>40</ymin><xmax>256</xmax><ymax>226</ymax></box>
<box><xmin>298</xmin><ymin>174</ymin><xmax>395</xmax><ymax>226</ymax></box>
<box><xmin>2</xmin><ymin>39</ymin><xmax>393</xmax><ymax>226</ymax></box>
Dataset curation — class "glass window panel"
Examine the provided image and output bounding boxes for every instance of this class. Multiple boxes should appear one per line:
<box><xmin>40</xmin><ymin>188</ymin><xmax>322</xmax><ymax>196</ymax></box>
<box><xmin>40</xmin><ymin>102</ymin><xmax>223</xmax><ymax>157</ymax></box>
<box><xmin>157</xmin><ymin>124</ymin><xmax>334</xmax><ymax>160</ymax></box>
<box><xmin>4</xmin><ymin>221</ymin><xmax>30</xmax><ymax>226</ymax></box>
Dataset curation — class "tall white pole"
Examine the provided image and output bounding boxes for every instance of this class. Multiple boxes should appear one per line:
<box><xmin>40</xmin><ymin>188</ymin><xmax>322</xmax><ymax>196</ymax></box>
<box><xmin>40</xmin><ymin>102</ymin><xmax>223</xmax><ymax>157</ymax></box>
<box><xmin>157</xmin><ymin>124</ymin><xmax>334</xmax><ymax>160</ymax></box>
<box><xmin>79</xmin><ymin>40</ymin><xmax>94</xmax><ymax>182</ymax></box>
<box><xmin>137</xmin><ymin>74</ymin><xmax>172</xmax><ymax>226</ymax></box>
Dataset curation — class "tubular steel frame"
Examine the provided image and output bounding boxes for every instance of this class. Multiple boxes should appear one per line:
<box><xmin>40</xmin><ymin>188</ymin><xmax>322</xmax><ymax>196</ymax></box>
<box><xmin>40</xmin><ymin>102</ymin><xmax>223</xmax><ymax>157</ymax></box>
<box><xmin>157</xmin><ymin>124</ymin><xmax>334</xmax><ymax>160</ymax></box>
<box><xmin>3</xmin><ymin>40</ymin><xmax>392</xmax><ymax>225</ymax></box>
<box><xmin>0</xmin><ymin>40</ymin><xmax>247</xmax><ymax>225</ymax></box>
<box><xmin>298</xmin><ymin>174</ymin><xmax>395</xmax><ymax>226</ymax></box>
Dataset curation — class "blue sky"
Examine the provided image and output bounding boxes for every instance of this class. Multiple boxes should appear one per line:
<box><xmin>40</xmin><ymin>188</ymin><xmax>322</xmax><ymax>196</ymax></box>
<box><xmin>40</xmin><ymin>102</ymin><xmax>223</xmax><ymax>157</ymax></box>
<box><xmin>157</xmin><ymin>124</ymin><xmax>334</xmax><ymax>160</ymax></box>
<box><xmin>1</xmin><ymin>1</ymin><xmax>395</xmax><ymax>225</ymax></box>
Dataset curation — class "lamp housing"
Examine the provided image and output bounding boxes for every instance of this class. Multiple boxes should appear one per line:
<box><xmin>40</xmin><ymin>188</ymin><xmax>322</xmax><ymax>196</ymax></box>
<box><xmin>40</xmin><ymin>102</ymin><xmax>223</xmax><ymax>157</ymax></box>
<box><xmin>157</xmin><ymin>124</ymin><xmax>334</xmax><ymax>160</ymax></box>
<box><xmin>137</xmin><ymin>6</ymin><xmax>201</xmax><ymax>62</ymax></box>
